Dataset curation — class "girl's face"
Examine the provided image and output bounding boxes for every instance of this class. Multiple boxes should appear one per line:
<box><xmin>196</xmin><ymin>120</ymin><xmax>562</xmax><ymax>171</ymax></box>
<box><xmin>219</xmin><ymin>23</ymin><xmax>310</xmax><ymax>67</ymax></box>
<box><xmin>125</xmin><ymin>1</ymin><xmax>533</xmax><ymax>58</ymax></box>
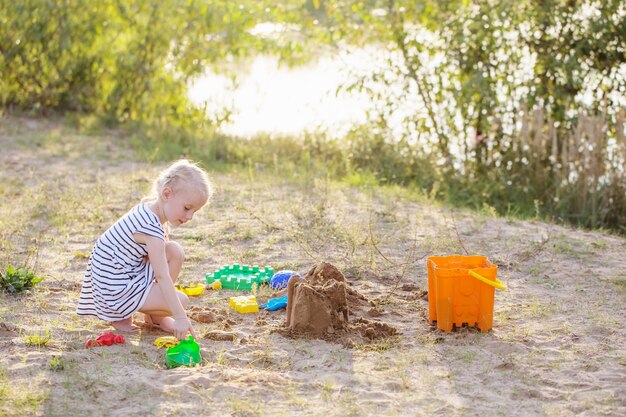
<box><xmin>161</xmin><ymin>184</ymin><xmax>207</xmax><ymax>226</ymax></box>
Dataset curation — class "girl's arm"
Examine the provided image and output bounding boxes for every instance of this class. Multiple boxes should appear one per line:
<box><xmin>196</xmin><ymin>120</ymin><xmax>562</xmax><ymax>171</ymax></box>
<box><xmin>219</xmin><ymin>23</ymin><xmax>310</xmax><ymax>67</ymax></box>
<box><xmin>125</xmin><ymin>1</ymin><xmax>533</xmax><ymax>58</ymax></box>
<box><xmin>139</xmin><ymin>234</ymin><xmax>196</xmax><ymax>340</ymax></box>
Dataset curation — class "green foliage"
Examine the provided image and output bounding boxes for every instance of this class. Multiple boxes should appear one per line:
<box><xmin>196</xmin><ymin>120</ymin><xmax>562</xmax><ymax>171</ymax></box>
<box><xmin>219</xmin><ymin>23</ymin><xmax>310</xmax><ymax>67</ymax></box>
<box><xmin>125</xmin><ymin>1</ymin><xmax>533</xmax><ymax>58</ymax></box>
<box><xmin>22</xmin><ymin>330</ymin><xmax>52</xmax><ymax>348</ymax></box>
<box><xmin>0</xmin><ymin>265</ymin><xmax>44</xmax><ymax>293</ymax></box>
<box><xmin>0</xmin><ymin>0</ymin><xmax>306</xmax><ymax>121</ymax></box>
<box><xmin>299</xmin><ymin>0</ymin><xmax>626</xmax><ymax>232</ymax></box>
<box><xmin>1</xmin><ymin>0</ymin><xmax>624</xmax><ymax>233</ymax></box>
<box><xmin>49</xmin><ymin>355</ymin><xmax>64</xmax><ymax>371</ymax></box>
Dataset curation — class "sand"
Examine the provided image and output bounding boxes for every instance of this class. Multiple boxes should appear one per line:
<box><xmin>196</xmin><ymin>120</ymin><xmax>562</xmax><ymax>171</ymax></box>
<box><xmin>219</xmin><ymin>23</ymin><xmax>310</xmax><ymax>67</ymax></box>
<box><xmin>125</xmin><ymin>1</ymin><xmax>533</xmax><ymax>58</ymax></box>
<box><xmin>0</xmin><ymin>117</ymin><xmax>625</xmax><ymax>417</ymax></box>
<box><xmin>280</xmin><ymin>262</ymin><xmax>398</xmax><ymax>346</ymax></box>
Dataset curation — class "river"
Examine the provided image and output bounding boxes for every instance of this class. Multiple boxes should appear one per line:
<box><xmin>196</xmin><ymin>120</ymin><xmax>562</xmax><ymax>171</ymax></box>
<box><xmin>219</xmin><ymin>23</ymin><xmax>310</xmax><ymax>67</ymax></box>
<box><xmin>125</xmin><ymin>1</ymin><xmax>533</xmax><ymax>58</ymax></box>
<box><xmin>187</xmin><ymin>49</ymin><xmax>388</xmax><ymax>138</ymax></box>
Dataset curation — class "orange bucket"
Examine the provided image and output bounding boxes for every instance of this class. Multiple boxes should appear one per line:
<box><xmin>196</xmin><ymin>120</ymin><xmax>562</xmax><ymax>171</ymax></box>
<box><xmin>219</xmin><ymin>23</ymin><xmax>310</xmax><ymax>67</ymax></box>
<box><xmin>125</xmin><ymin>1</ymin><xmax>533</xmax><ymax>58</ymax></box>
<box><xmin>427</xmin><ymin>255</ymin><xmax>505</xmax><ymax>332</ymax></box>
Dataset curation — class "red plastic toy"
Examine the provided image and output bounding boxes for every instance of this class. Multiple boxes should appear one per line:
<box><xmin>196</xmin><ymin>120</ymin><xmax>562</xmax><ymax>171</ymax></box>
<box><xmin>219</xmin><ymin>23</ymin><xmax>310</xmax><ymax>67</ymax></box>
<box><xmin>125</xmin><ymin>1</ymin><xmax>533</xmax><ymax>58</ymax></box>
<box><xmin>86</xmin><ymin>331</ymin><xmax>125</xmax><ymax>348</ymax></box>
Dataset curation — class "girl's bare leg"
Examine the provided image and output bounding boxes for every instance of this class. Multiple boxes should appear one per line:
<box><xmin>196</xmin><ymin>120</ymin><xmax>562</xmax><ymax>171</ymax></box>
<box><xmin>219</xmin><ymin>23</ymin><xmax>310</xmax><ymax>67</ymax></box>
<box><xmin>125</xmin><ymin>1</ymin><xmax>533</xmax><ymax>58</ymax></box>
<box><xmin>141</xmin><ymin>241</ymin><xmax>188</xmax><ymax>331</ymax></box>
<box><xmin>140</xmin><ymin>286</ymin><xmax>189</xmax><ymax>332</ymax></box>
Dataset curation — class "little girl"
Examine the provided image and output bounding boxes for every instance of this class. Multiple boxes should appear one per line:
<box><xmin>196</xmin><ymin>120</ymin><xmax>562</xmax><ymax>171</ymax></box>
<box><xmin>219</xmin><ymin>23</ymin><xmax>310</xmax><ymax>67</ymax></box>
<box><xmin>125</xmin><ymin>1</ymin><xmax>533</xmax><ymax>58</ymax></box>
<box><xmin>77</xmin><ymin>159</ymin><xmax>213</xmax><ymax>340</ymax></box>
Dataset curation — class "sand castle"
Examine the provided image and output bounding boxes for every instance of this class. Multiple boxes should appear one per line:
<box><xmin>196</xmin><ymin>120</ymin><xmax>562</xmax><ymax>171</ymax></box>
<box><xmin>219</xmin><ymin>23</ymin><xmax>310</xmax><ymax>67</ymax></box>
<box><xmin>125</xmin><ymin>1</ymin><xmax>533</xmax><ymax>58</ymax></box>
<box><xmin>281</xmin><ymin>262</ymin><xmax>398</xmax><ymax>346</ymax></box>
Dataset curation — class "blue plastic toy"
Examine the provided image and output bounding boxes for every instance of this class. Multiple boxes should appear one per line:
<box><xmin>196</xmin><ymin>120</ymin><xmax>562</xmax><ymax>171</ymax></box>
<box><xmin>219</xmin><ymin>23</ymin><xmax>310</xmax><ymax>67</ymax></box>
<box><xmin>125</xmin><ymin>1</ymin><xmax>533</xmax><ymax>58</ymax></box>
<box><xmin>270</xmin><ymin>270</ymin><xmax>297</xmax><ymax>290</ymax></box>
<box><xmin>260</xmin><ymin>295</ymin><xmax>288</xmax><ymax>311</ymax></box>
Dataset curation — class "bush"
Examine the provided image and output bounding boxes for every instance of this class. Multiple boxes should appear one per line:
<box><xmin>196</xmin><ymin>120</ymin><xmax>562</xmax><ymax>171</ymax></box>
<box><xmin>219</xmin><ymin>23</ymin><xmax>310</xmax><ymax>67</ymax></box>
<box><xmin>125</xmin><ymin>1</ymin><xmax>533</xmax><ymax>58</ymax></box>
<box><xmin>0</xmin><ymin>265</ymin><xmax>44</xmax><ymax>294</ymax></box>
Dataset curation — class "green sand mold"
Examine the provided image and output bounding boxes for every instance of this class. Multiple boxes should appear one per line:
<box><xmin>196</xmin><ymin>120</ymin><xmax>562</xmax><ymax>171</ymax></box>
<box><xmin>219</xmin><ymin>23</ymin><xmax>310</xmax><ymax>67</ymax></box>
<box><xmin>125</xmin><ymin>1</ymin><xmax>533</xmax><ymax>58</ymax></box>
<box><xmin>165</xmin><ymin>336</ymin><xmax>201</xmax><ymax>368</ymax></box>
<box><xmin>206</xmin><ymin>264</ymin><xmax>274</xmax><ymax>291</ymax></box>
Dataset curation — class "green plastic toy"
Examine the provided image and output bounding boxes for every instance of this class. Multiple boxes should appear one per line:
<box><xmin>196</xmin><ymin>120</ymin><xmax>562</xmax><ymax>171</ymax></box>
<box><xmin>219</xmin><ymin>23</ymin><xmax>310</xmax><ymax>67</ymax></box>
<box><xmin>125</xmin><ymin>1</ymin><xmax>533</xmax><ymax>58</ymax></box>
<box><xmin>205</xmin><ymin>264</ymin><xmax>274</xmax><ymax>291</ymax></box>
<box><xmin>165</xmin><ymin>336</ymin><xmax>201</xmax><ymax>368</ymax></box>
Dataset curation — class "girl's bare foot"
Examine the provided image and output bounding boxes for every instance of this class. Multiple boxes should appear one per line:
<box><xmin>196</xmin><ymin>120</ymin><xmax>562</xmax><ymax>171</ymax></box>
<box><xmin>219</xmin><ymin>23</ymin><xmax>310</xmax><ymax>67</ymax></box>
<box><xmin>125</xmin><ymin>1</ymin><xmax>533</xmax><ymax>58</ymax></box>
<box><xmin>156</xmin><ymin>317</ymin><xmax>175</xmax><ymax>333</ymax></box>
<box><xmin>143</xmin><ymin>313</ymin><xmax>175</xmax><ymax>333</ymax></box>
<box><xmin>143</xmin><ymin>313</ymin><xmax>156</xmax><ymax>327</ymax></box>
<box><xmin>111</xmin><ymin>317</ymin><xmax>139</xmax><ymax>333</ymax></box>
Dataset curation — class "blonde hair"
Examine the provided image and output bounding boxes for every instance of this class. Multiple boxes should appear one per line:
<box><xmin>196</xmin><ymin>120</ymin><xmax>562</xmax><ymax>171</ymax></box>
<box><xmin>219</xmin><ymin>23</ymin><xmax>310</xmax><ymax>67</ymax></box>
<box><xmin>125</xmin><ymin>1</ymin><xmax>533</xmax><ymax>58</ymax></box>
<box><xmin>145</xmin><ymin>159</ymin><xmax>213</xmax><ymax>203</ymax></box>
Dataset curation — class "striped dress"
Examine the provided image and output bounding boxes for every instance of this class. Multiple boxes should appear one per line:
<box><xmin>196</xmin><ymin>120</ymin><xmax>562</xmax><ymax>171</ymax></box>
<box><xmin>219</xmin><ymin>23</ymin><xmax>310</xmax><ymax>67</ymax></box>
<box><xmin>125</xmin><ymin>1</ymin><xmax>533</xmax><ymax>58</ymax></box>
<box><xmin>76</xmin><ymin>204</ymin><xmax>165</xmax><ymax>322</ymax></box>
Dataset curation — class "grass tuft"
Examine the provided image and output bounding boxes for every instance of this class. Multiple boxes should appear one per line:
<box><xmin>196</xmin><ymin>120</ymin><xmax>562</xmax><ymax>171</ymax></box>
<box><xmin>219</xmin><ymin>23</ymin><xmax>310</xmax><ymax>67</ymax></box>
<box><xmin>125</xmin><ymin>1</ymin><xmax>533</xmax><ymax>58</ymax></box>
<box><xmin>22</xmin><ymin>330</ymin><xmax>52</xmax><ymax>348</ymax></box>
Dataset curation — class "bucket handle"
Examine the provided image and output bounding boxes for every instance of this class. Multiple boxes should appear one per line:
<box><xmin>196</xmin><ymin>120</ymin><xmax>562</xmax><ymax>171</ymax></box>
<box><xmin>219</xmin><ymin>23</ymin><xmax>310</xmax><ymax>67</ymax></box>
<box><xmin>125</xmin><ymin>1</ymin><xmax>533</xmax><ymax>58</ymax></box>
<box><xmin>468</xmin><ymin>270</ymin><xmax>507</xmax><ymax>290</ymax></box>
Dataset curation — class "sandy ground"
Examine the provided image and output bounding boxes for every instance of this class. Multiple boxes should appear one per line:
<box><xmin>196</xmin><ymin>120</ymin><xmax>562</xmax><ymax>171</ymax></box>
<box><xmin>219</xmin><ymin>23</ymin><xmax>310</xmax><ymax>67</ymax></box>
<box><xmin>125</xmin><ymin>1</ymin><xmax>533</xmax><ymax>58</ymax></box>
<box><xmin>0</xmin><ymin>117</ymin><xmax>625</xmax><ymax>416</ymax></box>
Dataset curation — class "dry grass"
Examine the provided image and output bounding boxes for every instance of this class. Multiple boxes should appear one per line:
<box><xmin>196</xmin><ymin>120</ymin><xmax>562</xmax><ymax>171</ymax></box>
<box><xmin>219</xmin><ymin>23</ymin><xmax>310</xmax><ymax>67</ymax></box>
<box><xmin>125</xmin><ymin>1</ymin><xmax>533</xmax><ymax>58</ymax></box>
<box><xmin>507</xmin><ymin>106</ymin><xmax>625</xmax><ymax>229</ymax></box>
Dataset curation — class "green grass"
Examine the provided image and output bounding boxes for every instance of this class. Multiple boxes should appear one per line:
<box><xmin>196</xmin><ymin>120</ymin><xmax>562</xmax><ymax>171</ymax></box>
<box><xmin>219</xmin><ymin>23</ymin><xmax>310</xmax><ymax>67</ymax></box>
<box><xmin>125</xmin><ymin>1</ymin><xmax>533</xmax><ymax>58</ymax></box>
<box><xmin>22</xmin><ymin>330</ymin><xmax>52</xmax><ymax>348</ymax></box>
<box><xmin>109</xmin><ymin>106</ymin><xmax>626</xmax><ymax>237</ymax></box>
<box><xmin>49</xmin><ymin>355</ymin><xmax>64</xmax><ymax>371</ymax></box>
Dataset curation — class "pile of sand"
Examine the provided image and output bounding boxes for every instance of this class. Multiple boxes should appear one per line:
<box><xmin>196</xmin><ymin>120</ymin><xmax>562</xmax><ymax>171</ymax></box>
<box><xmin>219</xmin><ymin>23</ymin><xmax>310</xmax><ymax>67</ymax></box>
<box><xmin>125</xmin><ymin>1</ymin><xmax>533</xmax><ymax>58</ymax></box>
<box><xmin>188</xmin><ymin>306</ymin><xmax>223</xmax><ymax>324</ymax></box>
<box><xmin>278</xmin><ymin>262</ymin><xmax>398</xmax><ymax>347</ymax></box>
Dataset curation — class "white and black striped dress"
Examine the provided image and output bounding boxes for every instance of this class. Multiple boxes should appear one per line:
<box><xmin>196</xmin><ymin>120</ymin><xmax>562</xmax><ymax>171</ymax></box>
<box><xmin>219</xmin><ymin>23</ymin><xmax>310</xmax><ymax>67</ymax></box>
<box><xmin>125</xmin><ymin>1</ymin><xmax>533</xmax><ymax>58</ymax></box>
<box><xmin>76</xmin><ymin>204</ymin><xmax>165</xmax><ymax>322</ymax></box>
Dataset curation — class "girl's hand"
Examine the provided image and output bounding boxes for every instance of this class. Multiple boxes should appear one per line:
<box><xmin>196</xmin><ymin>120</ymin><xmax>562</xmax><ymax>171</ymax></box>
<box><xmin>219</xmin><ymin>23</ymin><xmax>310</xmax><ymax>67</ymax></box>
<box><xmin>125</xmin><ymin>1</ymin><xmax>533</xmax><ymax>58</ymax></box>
<box><xmin>172</xmin><ymin>317</ymin><xmax>196</xmax><ymax>340</ymax></box>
